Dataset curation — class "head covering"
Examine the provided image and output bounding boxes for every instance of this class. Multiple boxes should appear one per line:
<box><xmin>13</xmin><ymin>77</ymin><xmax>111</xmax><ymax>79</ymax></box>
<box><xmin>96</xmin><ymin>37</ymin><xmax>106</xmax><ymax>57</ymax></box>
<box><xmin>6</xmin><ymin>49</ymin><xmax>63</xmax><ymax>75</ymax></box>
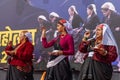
<box><xmin>25</xmin><ymin>32</ymin><xmax>32</xmax><ymax>42</ymax></box>
<box><xmin>101</xmin><ymin>2</ymin><xmax>116</xmax><ymax>12</ymax></box>
<box><xmin>87</xmin><ymin>4</ymin><xmax>97</xmax><ymax>14</ymax></box>
<box><xmin>94</xmin><ymin>23</ymin><xmax>118</xmax><ymax>54</ymax></box>
<box><xmin>49</xmin><ymin>12</ymin><xmax>59</xmax><ymax>18</ymax></box>
<box><xmin>38</xmin><ymin>15</ymin><xmax>47</xmax><ymax>21</ymax></box>
<box><xmin>69</xmin><ymin>5</ymin><xmax>78</xmax><ymax>14</ymax></box>
<box><xmin>58</xmin><ymin>18</ymin><xmax>73</xmax><ymax>34</ymax></box>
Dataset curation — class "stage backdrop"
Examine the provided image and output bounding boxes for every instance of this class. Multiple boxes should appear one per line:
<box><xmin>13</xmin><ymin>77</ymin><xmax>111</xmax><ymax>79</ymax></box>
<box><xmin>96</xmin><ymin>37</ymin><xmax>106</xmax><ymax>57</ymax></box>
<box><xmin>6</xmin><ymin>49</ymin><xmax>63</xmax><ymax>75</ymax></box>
<box><xmin>0</xmin><ymin>0</ymin><xmax>119</xmax><ymax>70</ymax></box>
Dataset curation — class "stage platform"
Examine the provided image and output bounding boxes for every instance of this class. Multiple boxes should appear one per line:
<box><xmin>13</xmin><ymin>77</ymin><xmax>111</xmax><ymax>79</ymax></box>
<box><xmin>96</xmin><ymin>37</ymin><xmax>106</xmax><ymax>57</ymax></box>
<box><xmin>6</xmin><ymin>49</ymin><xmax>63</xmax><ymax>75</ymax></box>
<box><xmin>0</xmin><ymin>67</ymin><xmax>120</xmax><ymax>80</ymax></box>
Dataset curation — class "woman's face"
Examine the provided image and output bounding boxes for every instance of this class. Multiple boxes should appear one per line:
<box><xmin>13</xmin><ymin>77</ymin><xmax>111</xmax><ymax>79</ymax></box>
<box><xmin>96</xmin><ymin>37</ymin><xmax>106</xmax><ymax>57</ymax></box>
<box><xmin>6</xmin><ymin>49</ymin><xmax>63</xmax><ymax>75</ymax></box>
<box><xmin>95</xmin><ymin>27</ymin><xmax>103</xmax><ymax>39</ymax></box>
<box><xmin>68</xmin><ymin>8</ymin><xmax>74</xmax><ymax>16</ymax></box>
<box><xmin>49</xmin><ymin>16</ymin><xmax>56</xmax><ymax>22</ymax></box>
<box><xmin>19</xmin><ymin>32</ymin><xmax>25</xmax><ymax>41</ymax></box>
<box><xmin>87</xmin><ymin>8</ymin><xmax>92</xmax><ymax>16</ymax></box>
<box><xmin>57</xmin><ymin>23</ymin><xmax>65</xmax><ymax>32</ymax></box>
<box><xmin>101</xmin><ymin>9</ymin><xmax>110</xmax><ymax>17</ymax></box>
<box><xmin>38</xmin><ymin>18</ymin><xmax>44</xmax><ymax>24</ymax></box>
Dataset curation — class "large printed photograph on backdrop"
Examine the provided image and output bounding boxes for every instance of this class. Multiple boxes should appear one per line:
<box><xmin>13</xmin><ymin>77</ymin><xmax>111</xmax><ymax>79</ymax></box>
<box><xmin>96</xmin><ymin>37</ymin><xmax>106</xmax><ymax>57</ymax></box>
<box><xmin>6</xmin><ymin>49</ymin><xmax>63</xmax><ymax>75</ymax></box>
<box><xmin>0</xmin><ymin>0</ymin><xmax>120</xmax><ymax>71</ymax></box>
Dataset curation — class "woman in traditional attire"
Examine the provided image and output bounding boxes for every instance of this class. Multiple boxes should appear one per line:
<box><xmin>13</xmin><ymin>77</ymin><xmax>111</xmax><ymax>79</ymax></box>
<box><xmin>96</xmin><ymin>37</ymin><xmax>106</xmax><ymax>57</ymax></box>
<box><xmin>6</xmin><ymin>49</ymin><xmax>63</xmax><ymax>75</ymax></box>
<box><xmin>5</xmin><ymin>31</ymin><xmax>34</xmax><ymax>80</ymax></box>
<box><xmin>68</xmin><ymin>5</ymin><xmax>83</xmax><ymax>29</ymax></box>
<box><xmin>78</xmin><ymin>23</ymin><xmax>118</xmax><ymax>80</ymax></box>
<box><xmin>41</xmin><ymin>18</ymin><xmax>74</xmax><ymax>80</ymax></box>
<box><xmin>83</xmin><ymin>4</ymin><xmax>100</xmax><ymax>31</ymax></box>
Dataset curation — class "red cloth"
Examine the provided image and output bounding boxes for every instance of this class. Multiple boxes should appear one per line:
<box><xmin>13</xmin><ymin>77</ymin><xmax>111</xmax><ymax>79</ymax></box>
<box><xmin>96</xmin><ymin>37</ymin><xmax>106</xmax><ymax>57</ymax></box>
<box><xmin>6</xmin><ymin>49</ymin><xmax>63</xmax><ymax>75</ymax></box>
<box><xmin>79</xmin><ymin>41</ymin><xmax>118</xmax><ymax>64</ymax></box>
<box><xmin>5</xmin><ymin>41</ymin><xmax>34</xmax><ymax>67</ymax></box>
<box><xmin>42</xmin><ymin>34</ymin><xmax>74</xmax><ymax>55</ymax></box>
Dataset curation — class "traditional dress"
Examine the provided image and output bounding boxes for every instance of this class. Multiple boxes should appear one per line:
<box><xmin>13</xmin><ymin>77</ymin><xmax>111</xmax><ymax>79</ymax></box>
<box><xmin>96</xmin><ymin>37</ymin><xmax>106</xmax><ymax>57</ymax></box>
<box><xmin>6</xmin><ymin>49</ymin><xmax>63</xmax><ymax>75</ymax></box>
<box><xmin>42</xmin><ymin>34</ymin><xmax>74</xmax><ymax>80</ymax></box>
<box><xmin>5</xmin><ymin>32</ymin><xmax>34</xmax><ymax>80</ymax></box>
<box><xmin>78</xmin><ymin>24</ymin><xmax>118</xmax><ymax>80</ymax></box>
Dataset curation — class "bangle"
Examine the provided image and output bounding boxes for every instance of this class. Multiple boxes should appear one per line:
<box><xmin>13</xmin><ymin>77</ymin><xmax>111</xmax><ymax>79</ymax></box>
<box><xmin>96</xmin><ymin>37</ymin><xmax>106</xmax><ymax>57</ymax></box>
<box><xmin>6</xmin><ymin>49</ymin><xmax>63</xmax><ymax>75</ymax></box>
<box><xmin>83</xmin><ymin>37</ymin><xmax>88</xmax><ymax>41</ymax></box>
<box><xmin>103</xmin><ymin>50</ymin><xmax>108</xmax><ymax>56</ymax></box>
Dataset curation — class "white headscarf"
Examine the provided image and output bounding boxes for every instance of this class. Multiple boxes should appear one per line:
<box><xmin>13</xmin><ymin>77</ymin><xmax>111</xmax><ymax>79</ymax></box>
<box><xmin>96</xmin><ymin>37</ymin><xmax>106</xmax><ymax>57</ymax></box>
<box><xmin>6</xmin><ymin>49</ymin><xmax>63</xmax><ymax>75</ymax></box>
<box><xmin>101</xmin><ymin>2</ymin><xmax>116</xmax><ymax>12</ymax></box>
<box><xmin>69</xmin><ymin>5</ymin><xmax>78</xmax><ymax>14</ymax></box>
<box><xmin>102</xmin><ymin>23</ymin><xmax>119</xmax><ymax>61</ymax></box>
<box><xmin>91</xmin><ymin>4</ymin><xmax>97</xmax><ymax>15</ymax></box>
<box><xmin>49</xmin><ymin>12</ymin><xmax>59</xmax><ymax>18</ymax></box>
<box><xmin>25</xmin><ymin>32</ymin><xmax>32</xmax><ymax>42</ymax></box>
<box><xmin>38</xmin><ymin>15</ymin><xmax>47</xmax><ymax>21</ymax></box>
<box><xmin>94</xmin><ymin>23</ymin><xmax>118</xmax><ymax>54</ymax></box>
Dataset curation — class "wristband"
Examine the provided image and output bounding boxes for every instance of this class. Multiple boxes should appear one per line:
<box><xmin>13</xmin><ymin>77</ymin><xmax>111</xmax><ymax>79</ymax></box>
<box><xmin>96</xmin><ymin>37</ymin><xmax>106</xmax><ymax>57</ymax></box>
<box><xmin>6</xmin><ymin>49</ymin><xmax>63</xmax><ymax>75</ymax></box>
<box><xmin>83</xmin><ymin>37</ymin><xmax>88</xmax><ymax>41</ymax></box>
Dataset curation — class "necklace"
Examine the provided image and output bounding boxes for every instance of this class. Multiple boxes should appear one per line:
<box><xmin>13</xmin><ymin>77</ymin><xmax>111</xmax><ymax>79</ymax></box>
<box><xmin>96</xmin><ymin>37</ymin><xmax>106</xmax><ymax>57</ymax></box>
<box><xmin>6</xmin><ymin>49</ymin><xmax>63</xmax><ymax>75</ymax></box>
<box><xmin>95</xmin><ymin>39</ymin><xmax>102</xmax><ymax>45</ymax></box>
<box><xmin>94</xmin><ymin>40</ymin><xmax>102</xmax><ymax>48</ymax></box>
